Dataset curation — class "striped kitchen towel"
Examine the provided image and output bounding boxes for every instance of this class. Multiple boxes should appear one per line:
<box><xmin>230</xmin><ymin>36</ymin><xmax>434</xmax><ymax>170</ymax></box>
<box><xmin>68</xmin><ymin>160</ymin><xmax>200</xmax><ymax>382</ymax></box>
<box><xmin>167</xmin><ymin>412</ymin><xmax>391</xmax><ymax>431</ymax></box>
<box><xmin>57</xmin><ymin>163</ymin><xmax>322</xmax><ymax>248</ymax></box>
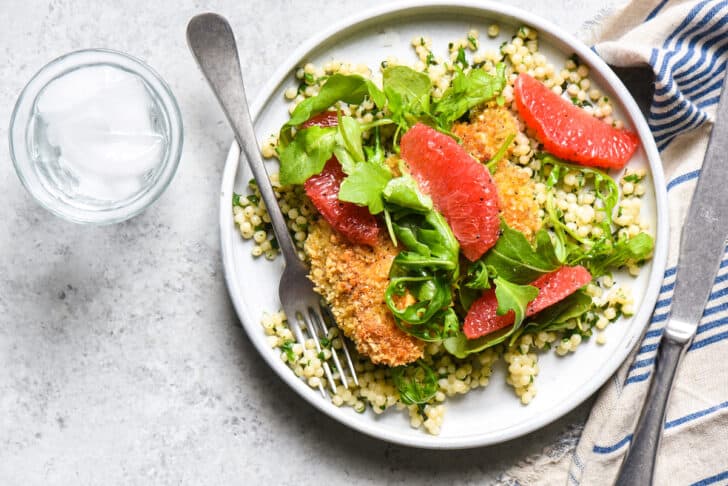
<box><xmin>568</xmin><ymin>0</ymin><xmax>728</xmax><ymax>484</ymax></box>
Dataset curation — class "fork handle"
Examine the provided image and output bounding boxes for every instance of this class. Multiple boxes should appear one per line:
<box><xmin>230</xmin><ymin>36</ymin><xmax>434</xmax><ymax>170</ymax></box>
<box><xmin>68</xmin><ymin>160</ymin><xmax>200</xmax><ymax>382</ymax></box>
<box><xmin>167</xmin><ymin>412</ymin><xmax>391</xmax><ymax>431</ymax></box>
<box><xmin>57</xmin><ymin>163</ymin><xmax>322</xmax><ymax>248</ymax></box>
<box><xmin>614</xmin><ymin>335</ymin><xmax>686</xmax><ymax>485</ymax></box>
<box><xmin>187</xmin><ymin>13</ymin><xmax>300</xmax><ymax>263</ymax></box>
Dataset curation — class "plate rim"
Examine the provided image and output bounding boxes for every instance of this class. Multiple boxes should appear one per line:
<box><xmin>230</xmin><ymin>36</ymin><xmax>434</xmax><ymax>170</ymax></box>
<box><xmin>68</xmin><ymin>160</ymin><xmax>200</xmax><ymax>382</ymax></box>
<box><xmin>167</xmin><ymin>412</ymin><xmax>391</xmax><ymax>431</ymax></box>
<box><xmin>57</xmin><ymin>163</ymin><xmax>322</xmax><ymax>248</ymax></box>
<box><xmin>218</xmin><ymin>0</ymin><xmax>670</xmax><ymax>449</ymax></box>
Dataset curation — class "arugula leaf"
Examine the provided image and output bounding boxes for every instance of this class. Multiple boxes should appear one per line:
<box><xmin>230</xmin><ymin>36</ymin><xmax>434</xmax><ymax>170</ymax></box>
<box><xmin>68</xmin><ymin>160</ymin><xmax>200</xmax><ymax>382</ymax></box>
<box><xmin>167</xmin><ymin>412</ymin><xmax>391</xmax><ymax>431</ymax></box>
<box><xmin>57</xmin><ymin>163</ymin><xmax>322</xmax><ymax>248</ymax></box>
<box><xmin>278</xmin><ymin>126</ymin><xmax>337</xmax><ymax>185</ymax></box>
<box><xmin>391</xmin><ymin>361</ymin><xmax>438</xmax><ymax>405</ymax></box>
<box><xmin>364</xmin><ymin>126</ymin><xmax>385</xmax><ymax>166</ymax></box>
<box><xmin>385</xmin><ymin>274</ymin><xmax>451</xmax><ymax>325</ymax></box>
<box><xmin>575</xmin><ymin>232</ymin><xmax>654</xmax><ymax>276</ymax></box>
<box><xmin>481</xmin><ymin>223</ymin><xmax>562</xmax><ymax>284</ymax></box>
<box><xmin>445</xmin><ymin>277</ymin><xmax>538</xmax><ymax>358</ymax></box>
<box><xmin>391</xmin><ymin>210</ymin><xmax>459</xmax><ymax>268</ymax></box>
<box><xmin>536</xmin><ymin>152</ymin><xmax>652</xmax><ymax>277</ymax></box>
<box><xmin>433</xmin><ymin>63</ymin><xmax>506</xmax><ymax>127</ymax></box>
<box><xmin>337</xmin><ymin>115</ymin><xmax>365</xmax><ymax>164</ymax></box>
<box><xmin>285</xmin><ymin>74</ymin><xmax>384</xmax><ymax>128</ymax></box>
<box><xmin>232</xmin><ymin>192</ymin><xmax>242</xmax><ymax>207</ymax></box>
<box><xmin>395</xmin><ymin>308</ymin><xmax>460</xmax><ymax>342</ymax></box>
<box><xmin>457</xmin><ymin>259</ymin><xmax>494</xmax><ymax>314</ymax></box>
<box><xmin>337</xmin><ymin>160</ymin><xmax>392</xmax><ymax>214</ymax></box>
<box><xmin>493</xmin><ymin>277</ymin><xmax>539</xmax><ymax>327</ymax></box>
<box><xmin>507</xmin><ymin>290</ymin><xmax>593</xmax><ymax>345</ymax></box>
<box><xmin>383</xmin><ymin>65</ymin><xmax>432</xmax><ymax>116</ymax></box>
<box><xmin>531</xmin><ymin>290</ymin><xmax>593</xmax><ymax>332</ymax></box>
<box><xmin>332</xmin><ymin>145</ymin><xmax>356</xmax><ymax>174</ymax></box>
<box><xmin>464</xmin><ymin>259</ymin><xmax>493</xmax><ymax>290</ymax></box>
<box><xmin>381</xmin><ymin>66</ymin><xmax>434</xmax><ymax>143</ymax></box>
<box><xmin>384</xmin><ymin>206</ymin><xmax>460</xmax><ymax>341</ymax></box>
<box><xmin>443</xmin><ymin>327</ymin><xmax>512</xmax><ymax>358</ymax></box>
<box><xmin>382</xmin><ymin>175</ymin><xmax>433</xmax><ymax>212</ymax></box>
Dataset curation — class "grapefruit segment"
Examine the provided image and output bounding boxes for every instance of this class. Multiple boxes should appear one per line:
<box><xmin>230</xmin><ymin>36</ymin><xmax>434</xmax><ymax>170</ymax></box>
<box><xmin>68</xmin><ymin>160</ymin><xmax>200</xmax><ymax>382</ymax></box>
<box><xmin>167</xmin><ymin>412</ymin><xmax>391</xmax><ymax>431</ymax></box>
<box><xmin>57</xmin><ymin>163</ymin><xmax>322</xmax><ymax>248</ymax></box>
<box><xmin>301</xmin><ymin>112</ymin><xmax>379</xmax><ymax>246</ymax></box>
<box><xmin>400</xmin><ymin>123</ymin><xmax>501</xmax><ymax>261</ymax></box>
<box><xmin>463</xmin><ymin>265</ymin><xmax>592</xmax><ymax>339</ymax></box>
<box><xmin>513</xmin><ymin>73</ymin><xmax>638</xmax><ymax>170</ymax></box>
<box><xmin>301</xmin><ymin>110</ymin><xmax>339</xmax><ymax>129</ymax></box>
<box><xmin>304</xmin><ymin>158</ymin><xmax>380</xmax><ymax>246</ymax></box>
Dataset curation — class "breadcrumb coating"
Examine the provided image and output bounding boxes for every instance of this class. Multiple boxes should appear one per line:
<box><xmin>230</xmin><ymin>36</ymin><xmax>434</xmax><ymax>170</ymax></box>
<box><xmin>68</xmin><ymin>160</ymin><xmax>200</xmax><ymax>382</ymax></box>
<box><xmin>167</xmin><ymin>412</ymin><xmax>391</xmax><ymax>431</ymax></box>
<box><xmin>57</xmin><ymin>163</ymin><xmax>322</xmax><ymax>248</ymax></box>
<box><xmin>492</xmin><ymin>159</ymin><xmax>541</xmax><ymax>240</ymax></box>
<box><xmin>454</xmin><ymin>106</ymin><xmax>541</xmax><ymax>240</ymax></box>
<box><xmin>452</xmin><ymin>106</ymin><xmax>519</xmax><ymax>162</ymax></box>
<box><xmin>305</xmin><ymin>220</ymin><xmax>425</xmax><ymax>367</ymax></box>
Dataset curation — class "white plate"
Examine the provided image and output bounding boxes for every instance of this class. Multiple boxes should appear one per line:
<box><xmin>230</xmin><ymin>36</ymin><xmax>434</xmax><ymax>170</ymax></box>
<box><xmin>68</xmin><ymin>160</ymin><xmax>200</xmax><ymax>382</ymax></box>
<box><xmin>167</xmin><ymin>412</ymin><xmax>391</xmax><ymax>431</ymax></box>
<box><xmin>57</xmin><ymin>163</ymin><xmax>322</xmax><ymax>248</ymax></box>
<box><xmin>219</xmin><ymin>0</ymin><xmax>669</xmax><ymax>449</ymax></box>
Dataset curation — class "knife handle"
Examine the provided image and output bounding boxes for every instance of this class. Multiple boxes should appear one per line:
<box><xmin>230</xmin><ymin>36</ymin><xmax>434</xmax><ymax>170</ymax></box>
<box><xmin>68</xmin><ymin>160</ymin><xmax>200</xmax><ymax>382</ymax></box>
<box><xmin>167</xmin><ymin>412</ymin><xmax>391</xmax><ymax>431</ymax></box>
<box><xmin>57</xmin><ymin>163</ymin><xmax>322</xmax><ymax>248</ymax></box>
<box><xmin>614</xmin><ymin>335</ymin><xmax>686</xmax><ymax>485</ymax></box>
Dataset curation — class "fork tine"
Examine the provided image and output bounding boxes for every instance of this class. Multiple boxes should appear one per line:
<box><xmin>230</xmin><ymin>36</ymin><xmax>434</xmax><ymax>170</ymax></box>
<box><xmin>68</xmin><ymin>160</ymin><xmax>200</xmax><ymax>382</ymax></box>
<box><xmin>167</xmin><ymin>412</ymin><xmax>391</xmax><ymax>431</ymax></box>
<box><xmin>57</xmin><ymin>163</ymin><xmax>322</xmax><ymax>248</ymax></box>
<box><xmin>310</xmin><ymin>306</ymin><xmax>349</xmax><ymax>390</ymax></box>
<box><xmin>322</xmin><ymin>306</ymin><xmax>359</xmax><ymax>387</ymax></box>
<box><xmin>306</xmin><ymin>308</ymin><xmax>338</xmax><ymax>394</ymax></box>
<box><xmin>287</xmin><ymin>311</ymin><xmax>326</xmax><ymax>398</ymax></box>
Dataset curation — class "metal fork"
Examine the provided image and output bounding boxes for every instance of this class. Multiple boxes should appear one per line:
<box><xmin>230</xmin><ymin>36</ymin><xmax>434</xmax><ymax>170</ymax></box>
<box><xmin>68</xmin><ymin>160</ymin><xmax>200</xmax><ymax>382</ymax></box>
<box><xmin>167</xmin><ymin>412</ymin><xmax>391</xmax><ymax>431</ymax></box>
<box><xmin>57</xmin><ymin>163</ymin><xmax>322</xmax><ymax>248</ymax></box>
<box><xmin>187</xmin><ymin>12</ymin><xmax>358</xmax><ymax>396</ymax></box>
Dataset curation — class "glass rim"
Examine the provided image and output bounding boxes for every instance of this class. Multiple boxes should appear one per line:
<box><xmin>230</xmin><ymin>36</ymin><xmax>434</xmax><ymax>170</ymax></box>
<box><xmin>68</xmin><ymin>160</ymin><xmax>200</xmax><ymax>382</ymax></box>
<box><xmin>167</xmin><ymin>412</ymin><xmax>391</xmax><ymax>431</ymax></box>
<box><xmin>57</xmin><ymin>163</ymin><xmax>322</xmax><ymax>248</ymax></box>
<box><xmin>8</xmin><ymin>48</ymin><xmax>184</xmax><ymax>224</ymax></box>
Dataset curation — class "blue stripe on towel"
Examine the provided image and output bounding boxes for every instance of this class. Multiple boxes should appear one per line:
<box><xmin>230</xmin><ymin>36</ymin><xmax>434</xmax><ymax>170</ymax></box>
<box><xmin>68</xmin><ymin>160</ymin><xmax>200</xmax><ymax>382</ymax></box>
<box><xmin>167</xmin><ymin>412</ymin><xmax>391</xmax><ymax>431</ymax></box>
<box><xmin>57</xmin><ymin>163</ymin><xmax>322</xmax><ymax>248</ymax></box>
<box><xmin>666</xmin><ymin>170</ymin><xmax>701</xmax><ymax>191</ymax></box>
<box><xmin>624</xmin><ymin>372</ymin><xmax>651</xmax><ymax>385</ymax></box>
<box><xmin>646</xmin><ymin>0</ymin><xmax>728</xmax><ymax>149</ymax></box>
<box><xmin>628</xmin><ymin>357</ymin><xmax>656</xmax><ymax>373</ymax></box>
<box><xmin>691</xmin><ymin>470</ymin><xmax>728</xmax><ymax>486</ymax></box>
<box><xmin>655</xmin><ymin>7</ymin><xmax>728</xmax><ymax>91</ymax></box>
<box><xmin>593</xmin><ymin>401</ymin><xmax>728</xmax><ymax>454</ymax></box>
<box><xmin>645</xmin><ymin>0</ymin><xmax>671</xmax><ymax>22</ymax></box>
<box><xmin>690</xmin><ymin>330</ymin><xmax>728</xmax><ymax>351</ymax></box>
<box><xmin>666</xmin><ymin>400</ymin><xmax>728</xmax><ymax>428</ymax></box>
<box><xmin>643</xmin><ymin>328</ymin><xmax>664</xmax><ymax>339</ymax></box>
<box><xmin>593</xmin><ymin>434</ymin><xmax>633</xmax><ymax>454</ymax></box>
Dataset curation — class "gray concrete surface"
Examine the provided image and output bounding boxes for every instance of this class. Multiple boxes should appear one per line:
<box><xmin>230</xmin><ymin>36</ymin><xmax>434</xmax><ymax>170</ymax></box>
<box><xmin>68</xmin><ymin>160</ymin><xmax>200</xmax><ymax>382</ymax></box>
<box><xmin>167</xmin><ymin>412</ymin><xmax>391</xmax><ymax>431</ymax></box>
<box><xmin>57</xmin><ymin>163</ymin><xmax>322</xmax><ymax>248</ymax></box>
<box><xmin>0</xmin><ymin>1</ymin><xmax>616</xmax><ymax>484</ymax></box>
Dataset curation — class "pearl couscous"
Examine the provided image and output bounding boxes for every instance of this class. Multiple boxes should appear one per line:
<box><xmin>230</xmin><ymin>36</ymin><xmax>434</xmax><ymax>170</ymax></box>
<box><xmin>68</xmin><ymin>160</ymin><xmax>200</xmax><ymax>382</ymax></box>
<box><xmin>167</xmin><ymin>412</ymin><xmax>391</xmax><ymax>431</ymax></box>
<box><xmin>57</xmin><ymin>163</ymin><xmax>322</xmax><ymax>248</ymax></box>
<box><xmin>233</xmin><ymin>25</ymin><xmax>653</xmax><ymax>434</ymax></box>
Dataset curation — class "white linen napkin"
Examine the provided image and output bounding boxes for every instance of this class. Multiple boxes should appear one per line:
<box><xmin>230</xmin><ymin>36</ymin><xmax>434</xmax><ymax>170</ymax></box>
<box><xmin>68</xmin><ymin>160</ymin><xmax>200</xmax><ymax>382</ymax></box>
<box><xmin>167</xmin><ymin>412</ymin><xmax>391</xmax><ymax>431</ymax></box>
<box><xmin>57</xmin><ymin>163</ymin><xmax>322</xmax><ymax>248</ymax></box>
<box><xmin>565</xmin><ymin>1</ymin><xmax>728</xmax><ymax>484</ymax></box>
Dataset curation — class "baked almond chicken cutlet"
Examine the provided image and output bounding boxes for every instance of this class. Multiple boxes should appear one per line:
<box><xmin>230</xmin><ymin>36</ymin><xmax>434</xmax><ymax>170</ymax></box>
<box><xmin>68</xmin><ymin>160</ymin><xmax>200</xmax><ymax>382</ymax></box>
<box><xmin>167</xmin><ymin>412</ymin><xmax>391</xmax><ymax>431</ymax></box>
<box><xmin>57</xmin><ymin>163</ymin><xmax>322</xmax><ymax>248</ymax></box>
<box><xmin>233</xmin><ymin>25</ymin><xmax>654</xmax><ymax>434</ymax></box>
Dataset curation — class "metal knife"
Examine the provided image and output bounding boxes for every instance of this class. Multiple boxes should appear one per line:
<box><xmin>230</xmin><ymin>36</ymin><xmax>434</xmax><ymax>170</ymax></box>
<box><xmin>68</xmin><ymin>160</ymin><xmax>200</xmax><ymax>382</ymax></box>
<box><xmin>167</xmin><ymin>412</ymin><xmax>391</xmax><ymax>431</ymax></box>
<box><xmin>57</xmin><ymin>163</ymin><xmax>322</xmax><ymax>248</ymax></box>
<box><xmin>615</xmin><ymin>79</ymin><xmax>728</xmax><ymax>485</ymax></box>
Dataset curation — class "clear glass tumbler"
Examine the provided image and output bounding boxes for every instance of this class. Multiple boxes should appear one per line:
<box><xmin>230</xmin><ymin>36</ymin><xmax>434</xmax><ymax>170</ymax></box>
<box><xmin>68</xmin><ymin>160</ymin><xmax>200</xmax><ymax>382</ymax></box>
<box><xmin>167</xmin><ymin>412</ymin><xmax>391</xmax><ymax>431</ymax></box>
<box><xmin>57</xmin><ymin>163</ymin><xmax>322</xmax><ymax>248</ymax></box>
<box><xmin>9</xmin><ymin>49</ymin><xmax>184</xmax><ymax>224</ymax></box>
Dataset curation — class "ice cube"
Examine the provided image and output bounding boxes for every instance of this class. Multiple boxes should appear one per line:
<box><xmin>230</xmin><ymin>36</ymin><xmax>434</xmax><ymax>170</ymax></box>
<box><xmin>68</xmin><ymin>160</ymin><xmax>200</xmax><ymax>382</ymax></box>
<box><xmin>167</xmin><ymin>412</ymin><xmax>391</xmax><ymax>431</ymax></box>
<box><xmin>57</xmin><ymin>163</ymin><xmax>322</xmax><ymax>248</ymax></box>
<box><xmin>32</xmin><ymin>63</ymin><xmax>169</xmax><ymax>203</ymax></box>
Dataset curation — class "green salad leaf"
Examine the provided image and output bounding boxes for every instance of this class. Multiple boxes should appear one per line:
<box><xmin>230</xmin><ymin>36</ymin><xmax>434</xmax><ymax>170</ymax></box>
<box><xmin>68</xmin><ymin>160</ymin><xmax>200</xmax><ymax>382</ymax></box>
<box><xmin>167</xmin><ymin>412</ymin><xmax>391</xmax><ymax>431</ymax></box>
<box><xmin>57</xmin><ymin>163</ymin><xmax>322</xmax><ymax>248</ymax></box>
<box><xmin>384</xmin><ymin>200</ymin><xmax>461</xmax><ymax>342</ymax></box>
<box><xmin>528</xmin><ymin>289</ymin><xmax>593</xmax><ymax>332</ymax></box>
<box><xmin>338</xmin><ymin>160</ymin><xmax>392</xmax><ymax>214</ymax></box>
<box><xmin>443</xmin><ymin>326</ymin><xmax>512</xmax><ymax>358</ymax></box>
<box><xmin>433</xmin><ymin>63</ymin><xmax>507</xmax><ymax>127</ymax></box>
<box><xmin>537</xmin><ymin>152</ymin><xmax>653</xmax><ymax>277</ymax></box>
<box><xmin>390</xmin><ymin>211</ymin><xmax>459</xmax><ymax>270</ymax></box>
<box><xmin>383</xmin><ymin>66</ymin><xmax>432</xmax><ymax>116</ymax></box>
<box><xmin>444</xmin><ymin>276</ymin><xmax>538</xmax><ymax>358</ymax></box>
<box><xmin>508</xmin><ymin>289</ymin><xmax>593</xmax><ymax>345</ymax></box>
<box><xmin>285</xmin><ymin>74</ymin><xmax>384</xmax><ymax>128</ymax></box>
<box><xmin>480</xmin><ymin>222</ymin><xmax>562</xmax><ymax>284</ymax></box>
<box><xmin>338</xmin><ymin>114</ymin><xmax>365</xmax><ymax>163</ymax></box>
<box><xmin>382</xmin><ymin>65</ymin><xmax>434</xmax><ymax>142</ymax></box>
<box><xmin>574</xmin><ymin>232</ymin><xmax>654</xmax><ymax>277</ymax></box>
<box><xmin>382</xmin><ymin>175</ymin><xmax>433</xmax><ymax>212</ymax></box>
<box><xmin>464</xmin><ymin>259</ymin><xmax>495</xmax><ymax>290</ymax></box>
<box><xmin>493</xmin><ymin>277</ymin><xmax>539</xmax><ymax>328</ymax></box>
<box><xmin>278</xmin><ymin>126</ymin><xmax>337</xmax><ymax>185</ymax></box>
<box><xmin>385</xmin><ymin>274</ymin><xmax>452</xmax><ymax>325</ymax></box>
